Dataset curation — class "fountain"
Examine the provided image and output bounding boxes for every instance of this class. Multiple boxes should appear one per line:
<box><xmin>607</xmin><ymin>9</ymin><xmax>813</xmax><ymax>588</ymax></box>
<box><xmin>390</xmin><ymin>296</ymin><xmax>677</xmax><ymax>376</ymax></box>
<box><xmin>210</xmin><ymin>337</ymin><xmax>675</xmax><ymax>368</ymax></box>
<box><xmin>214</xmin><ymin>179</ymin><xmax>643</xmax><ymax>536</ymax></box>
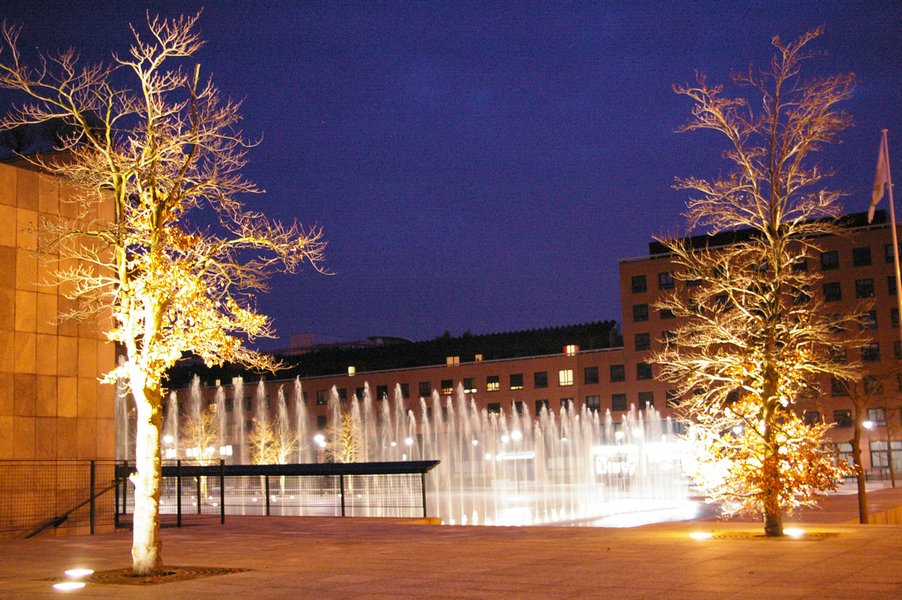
<box><xmin>132</xmin><ymin>377</ymin><xmax>693</xmax><ymax>526</ymax></box>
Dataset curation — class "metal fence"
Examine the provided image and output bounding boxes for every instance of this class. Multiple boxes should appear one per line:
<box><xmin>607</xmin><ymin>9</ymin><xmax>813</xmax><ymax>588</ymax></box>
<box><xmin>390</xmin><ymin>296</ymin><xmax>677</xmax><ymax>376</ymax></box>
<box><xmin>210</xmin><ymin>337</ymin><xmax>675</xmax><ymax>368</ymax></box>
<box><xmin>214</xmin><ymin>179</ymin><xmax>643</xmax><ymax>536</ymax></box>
<box><xmin>0</xmin><ymin>460</ymin><xmax>117</xmax><ymax>538</ymax></box>
<box><xmin>115</xmin><ymin>461</ymin><xmax>440</xmax><ymax>527</ymax></box>
<box><xmin>0</xmin><ymin>460</ymin><xmax>438</xmax><ymax>538</ymax></box>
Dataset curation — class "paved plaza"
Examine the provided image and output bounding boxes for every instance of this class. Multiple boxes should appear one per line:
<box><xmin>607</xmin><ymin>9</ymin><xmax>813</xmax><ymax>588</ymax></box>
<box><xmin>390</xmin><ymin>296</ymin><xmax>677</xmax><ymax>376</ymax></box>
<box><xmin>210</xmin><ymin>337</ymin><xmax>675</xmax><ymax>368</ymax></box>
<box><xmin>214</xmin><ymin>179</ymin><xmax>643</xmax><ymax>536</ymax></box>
<box><xmin>0</xmin><ymin>488</ymin><xmax>900</xmax><ymax>599</ymax></box>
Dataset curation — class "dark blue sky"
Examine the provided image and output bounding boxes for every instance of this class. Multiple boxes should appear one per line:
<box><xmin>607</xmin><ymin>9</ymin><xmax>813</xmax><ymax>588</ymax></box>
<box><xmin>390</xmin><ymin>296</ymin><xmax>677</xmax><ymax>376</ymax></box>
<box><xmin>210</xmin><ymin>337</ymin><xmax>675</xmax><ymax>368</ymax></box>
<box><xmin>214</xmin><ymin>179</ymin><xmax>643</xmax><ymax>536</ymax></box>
<box><xmin>2</xmin><ymin>1</ymin><xmax>901</xmax><ymax>349</ymax></box>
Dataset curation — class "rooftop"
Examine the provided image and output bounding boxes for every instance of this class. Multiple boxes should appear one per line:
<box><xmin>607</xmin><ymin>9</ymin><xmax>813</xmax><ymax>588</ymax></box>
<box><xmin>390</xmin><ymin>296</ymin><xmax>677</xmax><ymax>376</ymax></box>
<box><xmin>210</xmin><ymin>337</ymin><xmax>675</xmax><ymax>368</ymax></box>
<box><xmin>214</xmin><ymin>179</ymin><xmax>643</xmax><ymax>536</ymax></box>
<box><xmin>166</xmin><ymin>320</ymin><xmax>622</xmax><ymax>388</ymax></box>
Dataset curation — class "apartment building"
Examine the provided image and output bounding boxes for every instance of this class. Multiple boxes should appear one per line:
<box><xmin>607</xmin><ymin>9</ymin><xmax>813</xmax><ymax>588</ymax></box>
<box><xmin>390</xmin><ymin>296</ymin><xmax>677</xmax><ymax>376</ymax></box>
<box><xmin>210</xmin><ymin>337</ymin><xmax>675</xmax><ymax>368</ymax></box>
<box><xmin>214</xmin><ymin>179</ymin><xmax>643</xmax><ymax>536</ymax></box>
<box><xmin>171</xmin><ymin>211</ymin><xmax>902</xmax><ymax>475</ymax></box>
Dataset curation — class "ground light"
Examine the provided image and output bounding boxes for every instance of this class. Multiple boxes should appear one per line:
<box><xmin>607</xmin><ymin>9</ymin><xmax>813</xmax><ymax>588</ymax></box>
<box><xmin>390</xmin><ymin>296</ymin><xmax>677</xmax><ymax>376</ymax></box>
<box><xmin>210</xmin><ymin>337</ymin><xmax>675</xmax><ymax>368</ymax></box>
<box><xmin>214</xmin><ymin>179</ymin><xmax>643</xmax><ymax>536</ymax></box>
<box><xmin>784</xmin><ymin>528</ymin><xmax>805</xmax><ymax>538</ymax></box>
<box><xmin>689</xmin><ymin>531</ymin><xmax>713</xmax><ymax>540</ymax></box>
<box><xmin>52</xmin><ymin>568</ymin><xmax>94</xmax><ymax>592</ymax></box>
<box><xmin>63</xmin><ymin>569</ymin><xmax>93</xmax><ymax>578</ymax></box>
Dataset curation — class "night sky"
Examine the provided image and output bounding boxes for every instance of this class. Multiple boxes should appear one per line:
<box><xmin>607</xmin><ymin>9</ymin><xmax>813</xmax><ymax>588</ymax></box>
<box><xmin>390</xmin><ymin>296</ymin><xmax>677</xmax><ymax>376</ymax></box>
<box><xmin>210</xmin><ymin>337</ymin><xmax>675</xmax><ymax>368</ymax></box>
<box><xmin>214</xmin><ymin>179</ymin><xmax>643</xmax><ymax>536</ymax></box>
<box><xmin>2</xmin><ymin>1</ymin><xmax>901</xmax><ymax>350</ymax></box>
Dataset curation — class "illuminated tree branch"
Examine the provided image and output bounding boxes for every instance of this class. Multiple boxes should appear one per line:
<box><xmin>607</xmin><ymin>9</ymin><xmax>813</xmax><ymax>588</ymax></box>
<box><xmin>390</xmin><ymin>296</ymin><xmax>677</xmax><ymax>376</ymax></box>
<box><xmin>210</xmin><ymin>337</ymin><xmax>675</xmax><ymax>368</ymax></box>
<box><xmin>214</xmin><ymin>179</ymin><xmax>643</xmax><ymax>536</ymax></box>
<box><xmin>654</xmin><ymin>29</ymin><xmax>860</xmax><ymax>536</ymax></box>
<box><xmin>0</xmin><ymin>13</ymin><xmax>327</xmax><ymax>574</ymax></box>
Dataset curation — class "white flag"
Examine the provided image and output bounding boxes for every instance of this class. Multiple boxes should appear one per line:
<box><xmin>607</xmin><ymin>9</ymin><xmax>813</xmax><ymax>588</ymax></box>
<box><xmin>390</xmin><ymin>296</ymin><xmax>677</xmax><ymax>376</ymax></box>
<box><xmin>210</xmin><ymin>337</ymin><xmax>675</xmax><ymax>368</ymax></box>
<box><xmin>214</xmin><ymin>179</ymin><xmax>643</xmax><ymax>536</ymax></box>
<box><xmin>869</xmin><ymin>135</ymin><xmax>890</xmax><ymax>223</ymax></box>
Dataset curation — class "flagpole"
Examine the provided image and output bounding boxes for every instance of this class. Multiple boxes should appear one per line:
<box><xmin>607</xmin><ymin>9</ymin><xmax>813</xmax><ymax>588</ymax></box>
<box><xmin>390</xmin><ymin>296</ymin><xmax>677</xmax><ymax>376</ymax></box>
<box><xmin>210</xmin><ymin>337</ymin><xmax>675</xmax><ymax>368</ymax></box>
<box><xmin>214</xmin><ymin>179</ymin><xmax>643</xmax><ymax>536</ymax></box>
<box><xmin>883</xmin><ymin>129</ymin><xmax>902</xmax><ymax>361</ymax></box>
<box><xmin>882</xmin><ymin>128</ymin><xmax>900</xmax><ymax>488</ymax></box>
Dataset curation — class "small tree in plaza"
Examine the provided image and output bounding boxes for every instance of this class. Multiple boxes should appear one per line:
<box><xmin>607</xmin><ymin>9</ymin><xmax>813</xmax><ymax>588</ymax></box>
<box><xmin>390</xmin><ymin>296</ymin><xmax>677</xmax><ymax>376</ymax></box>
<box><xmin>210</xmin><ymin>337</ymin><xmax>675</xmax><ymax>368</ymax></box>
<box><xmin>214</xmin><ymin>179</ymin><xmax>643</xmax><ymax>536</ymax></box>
<box><xmin>654</xmin><ymin>29</ymin><xmax>862</xmax><ymax>536</ymax></box>
<box><xmin>326</xmin><ymin>412</ymin><xmax>360</xmax><ymax>464</ymax></box>
<box><xmin>0</xmin><ymin>14</ymin><xmax>326</xmax><ymax>573</ymax></box>
<box><xmin>180</xmin><ymin>406</ymin><xmax>219</xmax><ymax>499</ymax></box>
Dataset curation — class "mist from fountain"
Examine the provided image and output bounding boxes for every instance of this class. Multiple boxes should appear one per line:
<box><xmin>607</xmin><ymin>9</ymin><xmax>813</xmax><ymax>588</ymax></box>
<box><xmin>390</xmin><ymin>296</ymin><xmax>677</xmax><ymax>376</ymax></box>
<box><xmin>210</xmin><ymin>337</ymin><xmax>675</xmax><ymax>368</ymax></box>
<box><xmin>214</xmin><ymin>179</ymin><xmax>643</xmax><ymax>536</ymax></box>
<box><xmin>147</xmin><ymin>377</ymin><xmax>692</xmax><ymax>526</ymax></box>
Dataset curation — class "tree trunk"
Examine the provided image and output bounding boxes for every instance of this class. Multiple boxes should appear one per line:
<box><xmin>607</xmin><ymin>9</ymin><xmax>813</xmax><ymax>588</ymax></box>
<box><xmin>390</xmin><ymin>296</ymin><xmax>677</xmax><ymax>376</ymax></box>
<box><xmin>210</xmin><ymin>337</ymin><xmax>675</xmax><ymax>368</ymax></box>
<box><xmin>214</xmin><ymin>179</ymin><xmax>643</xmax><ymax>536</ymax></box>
<box><xmin>761</xmin><ymin>373</ymin><xmax>784</xmax><ymax>537</ymax></box>
<box><xmin>761</xmin><ymin>450</ymin><xmax>784</xmax><ymax>536</ymax></box>
<box><xmin>850</xmin><ymin>418</ymin><xmax>869</xmax><ymax>524</ymax></box>
<box><xmin>129</xmin><ymin>380</ymin><xmax>164</xmax><ymax>575</ymax></box>
<box><xmin>886</xmin><ymin>428</ymin><xmax>897</xmax><ymax>488</ymax></box>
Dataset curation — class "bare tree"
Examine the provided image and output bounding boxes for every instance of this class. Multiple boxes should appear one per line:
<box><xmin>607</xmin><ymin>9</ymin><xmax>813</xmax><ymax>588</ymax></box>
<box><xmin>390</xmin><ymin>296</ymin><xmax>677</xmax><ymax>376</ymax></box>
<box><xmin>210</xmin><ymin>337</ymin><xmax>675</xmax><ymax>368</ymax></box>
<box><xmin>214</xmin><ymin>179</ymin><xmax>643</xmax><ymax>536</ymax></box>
<box><xmin>0</xmin><ymin>14</ymin><xmax>326</xmax><ymax>574</ymax></box>
<box><xmin>653</xmin><ymin>29</ymin><xmax>861</xmax><ymax>536</ymax></box>
<box><xmin>248</xmin><ymin>418</ymin><xmax>280</xmax><ymax>465</ymax></box>
<box><xmin>180</xmin><ymin>406</ymin><xmax>219</xmax><ymax>499</ymax></box>
<box><xmin>326</xmin><ymin>412</ymin><xmax>360</xmax><ymax>464</ymax></box>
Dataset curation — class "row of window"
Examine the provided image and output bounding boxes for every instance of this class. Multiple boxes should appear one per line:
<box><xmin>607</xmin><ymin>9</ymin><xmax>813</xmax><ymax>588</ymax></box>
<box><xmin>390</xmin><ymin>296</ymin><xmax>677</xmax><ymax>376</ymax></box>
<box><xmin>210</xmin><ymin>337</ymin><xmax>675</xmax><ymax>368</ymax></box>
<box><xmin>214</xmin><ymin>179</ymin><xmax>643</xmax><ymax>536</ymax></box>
<box><xmin>631</xmin><ymin>245</ymin><xmax>902</xmax><ymax>295</ymax></box>
<box><xmin>810</xmin><ymin>407</ymin><xmax>901</xmax><ymax>428</ymax></box>
<box><xmin>633</xmin><ymin>279</ymin><xmax>898</xmax><ymax>324</ymax></box>
<box><xmin>302</xmin><ymin>364</ymin><xmax>656</xmax><ymax>406</ymax></box>
<box><xmin>822</xmin><ymin>244</ymin><xmax>902</xmax><ymax>270</ymax></box>
<box><xmin>487</xmin><ymin>391</ymin><xmax>659</xmax><ymax>415</ymax></box>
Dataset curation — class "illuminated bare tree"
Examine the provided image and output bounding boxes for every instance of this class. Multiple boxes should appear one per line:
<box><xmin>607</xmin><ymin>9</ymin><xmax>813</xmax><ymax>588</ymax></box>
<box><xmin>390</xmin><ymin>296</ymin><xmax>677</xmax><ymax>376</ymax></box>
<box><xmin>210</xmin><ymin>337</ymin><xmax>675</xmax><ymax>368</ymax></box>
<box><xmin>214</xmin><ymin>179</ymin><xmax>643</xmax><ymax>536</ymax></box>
<box><xmin>0</xmin><ymin>14</ymin><xmax>326</xmax><ymax>574</ymax></box>
<box><xmin>180</xmin><ymin>406</ymin><xmax>219</xmax><ymax>499</ymax></box>
<box><xmin>326</xmin><ymin>413</ymin><xmax>359</xmax><ymax>463</ymax></box>
<box><xmin>654</xmin><ymin>29</ymin><xmax>862</xmax><ymax>536</ymax></box>
<box><xmin>834</xmin><ymin>371</ymin><xmax>895</xmax><ymax>525</ymax></box>
<box><xmin>248</xmin><ymin>418</ymin><xmax>279</xmax><ymax>465</ymax></box>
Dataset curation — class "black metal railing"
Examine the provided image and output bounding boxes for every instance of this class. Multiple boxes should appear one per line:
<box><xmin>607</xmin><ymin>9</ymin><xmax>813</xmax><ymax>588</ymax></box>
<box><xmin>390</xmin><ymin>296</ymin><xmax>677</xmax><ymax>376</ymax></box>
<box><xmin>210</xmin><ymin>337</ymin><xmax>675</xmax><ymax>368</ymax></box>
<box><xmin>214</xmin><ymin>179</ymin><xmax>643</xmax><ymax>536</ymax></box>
<box><xmin>0</xmin><ymin>460</ymin><xmax>118</xmax><ymax>538</ymax></box>
<box><xmin>114</xmin><ymin>460</ymin><xmax>440</xmax><ymax>527</ymax></box>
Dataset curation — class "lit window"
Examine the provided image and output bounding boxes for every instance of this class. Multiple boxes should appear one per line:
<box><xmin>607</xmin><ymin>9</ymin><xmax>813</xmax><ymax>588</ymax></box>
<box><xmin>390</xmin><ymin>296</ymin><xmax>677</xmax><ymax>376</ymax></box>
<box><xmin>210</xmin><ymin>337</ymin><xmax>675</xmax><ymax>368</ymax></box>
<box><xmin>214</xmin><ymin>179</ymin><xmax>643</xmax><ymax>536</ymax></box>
<box><xmin>564</xmin><ymin>344</ymin><xmax>578</xmax><ymax>356</ymax></box>
<box><xmin>509</xmin><ymin>373</ymin><xmax>524</xmax><ymax>390</ymax></box>
<box><xmin>441</xmin><ymin>379</ymin><xmax>454</xmax><ymax>395</ymax></box>
<box><xmin>866</xmin><ymin>407</ymin><xmax>886</xmax><ymax>425</ymax></box>
<box><xmin>463</xmin><ymin>377</ymin><xmax>477</xmax><ymax>394</ymax></box>
<box><xmin>558</xmin><ymin>369</ymin><xmax>574</xmax><ymax>386</ymax></box>
<box><xmin>486</xmin><ymin>375</ymin><xmax>500</xmax><ymax>392</ymax></box>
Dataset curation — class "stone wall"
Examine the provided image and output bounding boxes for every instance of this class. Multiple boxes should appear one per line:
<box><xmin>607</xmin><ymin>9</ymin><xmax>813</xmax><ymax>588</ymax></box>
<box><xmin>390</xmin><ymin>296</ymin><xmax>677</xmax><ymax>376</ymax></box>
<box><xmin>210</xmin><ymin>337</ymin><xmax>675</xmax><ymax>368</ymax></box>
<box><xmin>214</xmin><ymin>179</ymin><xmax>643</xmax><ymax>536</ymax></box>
<box><xmin>0</xmin><ymin>161</ymin><xmax>115</xmax><ymax>461</ymax></box>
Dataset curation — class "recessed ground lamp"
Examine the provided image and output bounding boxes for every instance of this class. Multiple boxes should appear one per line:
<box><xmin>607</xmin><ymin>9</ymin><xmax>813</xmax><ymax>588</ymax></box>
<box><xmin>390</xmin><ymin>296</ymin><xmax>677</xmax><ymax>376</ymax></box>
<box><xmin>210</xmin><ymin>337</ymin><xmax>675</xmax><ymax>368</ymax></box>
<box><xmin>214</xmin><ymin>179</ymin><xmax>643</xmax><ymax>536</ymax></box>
<box><xmin>52</xmin><ymin>568</ymin><xmax>94</xmax><ymax>592</ymax></box>
<box><xmin>689</xmin><ymin>531</ymin><xmax>713</xmax><ymax>540</ymax></box>
<box><xmin>784</xmin><ymin>528</ymin><xmax>805</xmax><ymax>538</ymax></box>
